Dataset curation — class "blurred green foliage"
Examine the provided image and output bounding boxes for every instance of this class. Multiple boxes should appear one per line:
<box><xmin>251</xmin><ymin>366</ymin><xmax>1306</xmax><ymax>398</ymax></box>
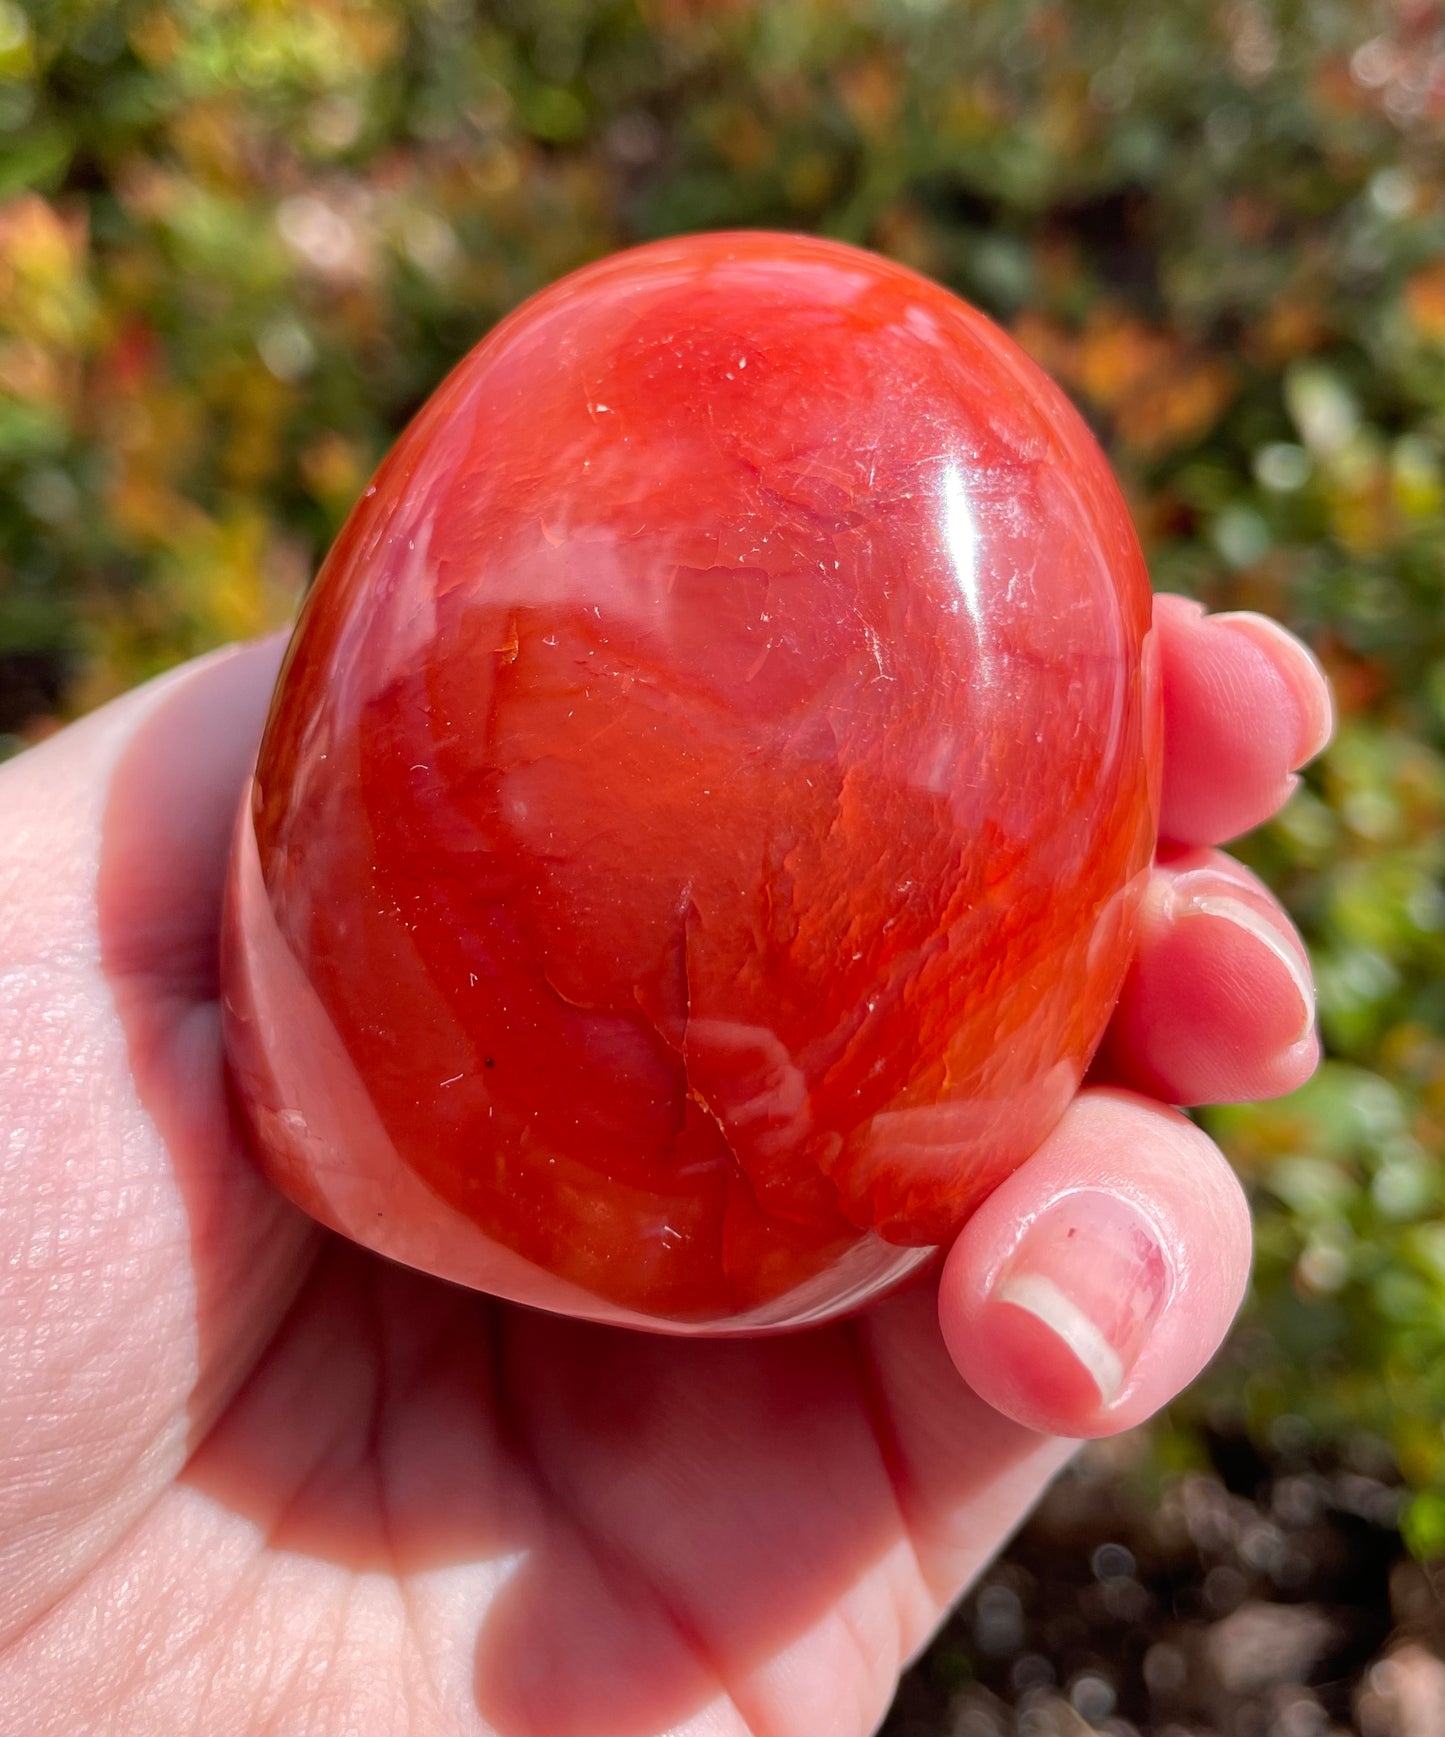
<box><xmin>4</xmin><ymin>0</ymin><xmax>1445</xmax><ymax>1540</ymax></box>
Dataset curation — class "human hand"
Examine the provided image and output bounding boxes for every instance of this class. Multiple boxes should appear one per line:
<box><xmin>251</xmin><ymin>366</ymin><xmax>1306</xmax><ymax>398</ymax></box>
<box><xmin>0</xmin><ymin>594</ymin><xmax>1329</xmax><ymax>1736</ymax></box>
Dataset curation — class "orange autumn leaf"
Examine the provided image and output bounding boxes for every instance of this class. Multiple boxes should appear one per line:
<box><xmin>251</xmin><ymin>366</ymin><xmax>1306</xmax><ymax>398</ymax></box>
<box><xmin>837</xmin><ymin>56</ymin><xmax>902</xmax><ymax>136</ymax></box>
<box><xmin>1028</xmin><ymin>309</ymin><xmax>1238</xmax><ymax>458</ymax></box>
<box><xmin>1075</xmin><ymin>312</ymin><xmax>1173</xmax><ymax>409</ymax></box>
<box><xmin>1248</xmin><ymin>295</ymin><xmax>1332</xmax><ymax>365</ymax></box>
<box><xmin>1114</xmin><ymin>356</ymin><xmax>1237</xmax><ymax>459</ymax></box>
<box><xmin>1404</xmin><ymin>261</ymin><xmax>1445</xmax><ymax>342</ymax></box>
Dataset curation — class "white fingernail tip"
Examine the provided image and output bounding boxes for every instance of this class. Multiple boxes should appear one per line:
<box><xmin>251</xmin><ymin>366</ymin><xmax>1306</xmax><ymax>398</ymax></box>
<box><xmin>994</xmin><ymin>1273</ymin><xmax>1125</xmax><ymax>1404</ymax></box>
<box><xmin>1194</xmin><ymin>892</ymin><xmax>1316</xmax><ymax>1045</ymax></box>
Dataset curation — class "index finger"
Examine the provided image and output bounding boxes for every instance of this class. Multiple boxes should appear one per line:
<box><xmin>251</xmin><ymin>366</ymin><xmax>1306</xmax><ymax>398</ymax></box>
<box><xmin>1155</xmin><ymin>595</ymin><xmax>1333</xmax><ymax>847</ymax></box>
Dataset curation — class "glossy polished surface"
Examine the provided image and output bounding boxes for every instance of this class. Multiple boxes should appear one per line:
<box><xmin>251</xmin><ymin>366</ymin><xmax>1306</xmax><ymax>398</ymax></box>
<box><xmin>222</xmin><ymin>233</ymin><xmax>1161</xmax><ymax>1332</ymax></box>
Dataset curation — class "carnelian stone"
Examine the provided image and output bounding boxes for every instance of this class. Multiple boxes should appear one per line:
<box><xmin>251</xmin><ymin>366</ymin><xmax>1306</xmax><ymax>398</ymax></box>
<box><xmin>222</xmin><ymin>233</ymin><xmax>1161</xmax><ymax>1333</ymax></box>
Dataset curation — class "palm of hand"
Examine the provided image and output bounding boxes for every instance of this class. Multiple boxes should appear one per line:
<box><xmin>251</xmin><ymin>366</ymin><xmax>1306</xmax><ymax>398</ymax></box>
<box><xmin>0</xmin><ymin>597</ymin><xmax>1328</xmax><ymax>1735</ymax></box>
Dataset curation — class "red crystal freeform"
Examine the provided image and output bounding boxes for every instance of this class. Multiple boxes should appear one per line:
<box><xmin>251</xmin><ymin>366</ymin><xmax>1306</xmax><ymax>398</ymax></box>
<box><xmin>221</xmin><ymin>232</ymin><xmax>1161</xmax><ymax>1333</ymax></box>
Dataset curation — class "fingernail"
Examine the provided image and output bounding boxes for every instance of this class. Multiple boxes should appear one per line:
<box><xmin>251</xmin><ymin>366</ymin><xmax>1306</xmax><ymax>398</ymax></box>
<box><xmin>1213</xmin><ymin>613</ymin><xmax>1334</xmax><ymax>768</ymax></box>
<box><xmin>1197</xmin><ymin>893</ymin><xmax>1316</xmax><ymax>1044</ymax></box>
<box><xmin>1169</xmin><ymin>868</ymin><xmax>1317</xmax><ymax>1047</ymax></box>
<box><xmin>989</xmin><ymin>1192</ymin><xmax>1171</xmax><ymax>1406</ymax></box>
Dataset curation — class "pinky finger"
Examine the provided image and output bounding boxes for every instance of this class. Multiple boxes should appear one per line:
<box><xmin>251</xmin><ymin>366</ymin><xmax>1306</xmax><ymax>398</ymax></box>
<box><xmin>938</xmin><ymin>1088</ymin><xmax>1251</xmax><ymax>1439</ymax></box>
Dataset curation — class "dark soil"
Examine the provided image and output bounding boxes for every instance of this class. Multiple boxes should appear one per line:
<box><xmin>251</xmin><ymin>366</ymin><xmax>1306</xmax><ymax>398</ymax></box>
<box><xmin>884</xmin><ymin>1433</ymin><xmax>1445</xmax><ymax>1737</ymax></box>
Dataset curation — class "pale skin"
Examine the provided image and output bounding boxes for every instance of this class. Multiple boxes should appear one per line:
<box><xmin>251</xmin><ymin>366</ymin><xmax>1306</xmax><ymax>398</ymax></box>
<box><xmin>0</xmin><ymin>593</ymin><xmax>1331</xmax><ymax>1736</ymax></box>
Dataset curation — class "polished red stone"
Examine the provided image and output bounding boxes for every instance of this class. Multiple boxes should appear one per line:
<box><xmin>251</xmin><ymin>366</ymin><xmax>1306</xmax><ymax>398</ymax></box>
<box><xmin>221</xmin><ymin>233</ymin><xmax>1161</xmax><ymax>1332</ymax></box>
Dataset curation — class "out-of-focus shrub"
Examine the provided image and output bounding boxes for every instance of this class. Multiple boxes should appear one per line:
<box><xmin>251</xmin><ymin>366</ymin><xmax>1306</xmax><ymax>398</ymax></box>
<box><xmin>5</xmin><ymin>0</ymin><xmax>1445</xmax><ymax>1541</ymax></box>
